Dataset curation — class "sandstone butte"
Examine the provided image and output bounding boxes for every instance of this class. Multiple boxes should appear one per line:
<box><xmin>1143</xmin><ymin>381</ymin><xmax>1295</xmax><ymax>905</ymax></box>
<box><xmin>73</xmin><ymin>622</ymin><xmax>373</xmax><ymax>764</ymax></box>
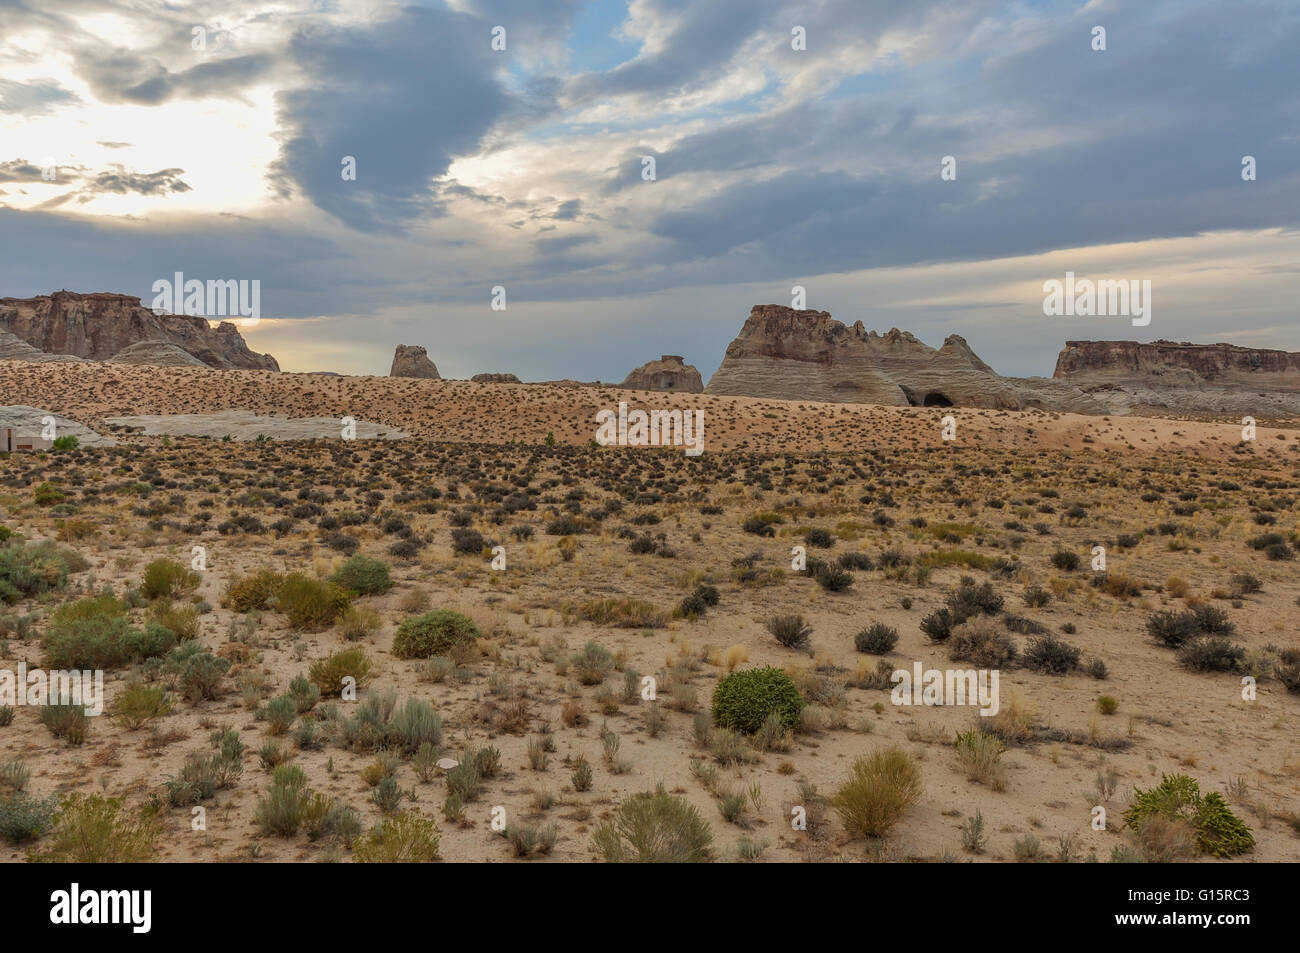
<box><xmin>389</xmin><ymin>344</ymin><xmax>440</xmax><ymax>379</ymax></box>
<box><xmin>619</xmin><ymin>355</ymin><xmax>704</xmax><ymax>393</ymax></box>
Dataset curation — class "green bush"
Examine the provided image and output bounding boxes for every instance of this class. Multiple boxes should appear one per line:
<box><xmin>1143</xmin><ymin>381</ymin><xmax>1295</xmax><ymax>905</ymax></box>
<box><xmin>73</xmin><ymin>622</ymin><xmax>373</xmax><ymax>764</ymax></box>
<box><xmin>52</xmin><ymin>435</ymin><xmax>79</xmax><ymax>451</ymax></box>
<box><xmin>274</xmin><ymin>573</ymin><xmax>350</xmax><ymax>630</ymax></box>
<box><xmin>221</xmin><ymin>569</ymin><xmax>283</xmax><ymax>611</ymax></box>
<box><xmin>164</xmin><ymin>643</ymin><xmax>231</xmax><ymax>702</ymax></box>
<box><xmin>309</xmin><ymin>646</ymin><xmax>374</xmax><ymax>697</ymax></box>
<box><xmin>41</xmin><ymin>596</ymin><xmax>176</xmax><ymax>669</ymax></box>
<box><xmin>712</xmin><ymin>667</ymin><xmax>804</xmax><ymax>735</ymax></box>
<box><xmin>330</xmin><ymin>555</ymin><xmax>392</xmax><ymax>595</ymax></box>
<box><xmin>1122</xmin><ymin>774</ymin><xmax>1254</xmax><ymax>857</ymax></box>
<box><xmin>854</xmin><ymin>623</ymin><xmax>898</xmax><ymax>654</ymax></box>
<box><xmin>0</xmin><ymin>540</ymin><xmax>74</xmax><ymax>602</ymax></box>
<box><xmin>0</xmin><ymin>792</ymin><xmax>57</xmax><ymax>844</ymax></box>
<box><xmin>141</xmin><ymin>558</ymin><xmax>200</xmax><ymax>600</ymax></box>
<box><xmin>392</xmin><ymin>610</ymin><xmax>480</xmax><ymax>660</ymax></box>
<box><xmin>591</xmin><ymin>790</ymin><xmax>714</xmax><ymax>862</ymax></box>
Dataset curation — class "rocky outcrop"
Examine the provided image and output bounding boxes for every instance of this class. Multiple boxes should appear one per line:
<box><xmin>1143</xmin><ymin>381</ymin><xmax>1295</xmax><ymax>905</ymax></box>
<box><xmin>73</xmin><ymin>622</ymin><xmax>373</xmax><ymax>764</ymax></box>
<box><xmin>706</xmin><ymin>305</ymin><xmax>1035</xmax><ymax>408</ymax></box>
<box><xmin>0</xmin><ymin>291</ymin><xmax>279</xmax><ymax>370</ymax></box>
<box><xmin>471</xmin><ymin>372</ymin><xmax>521</xmax><ymax>384</ymax></box>
<box><xmin>0</xmin><ymin>330</ymin><xmax>84</xmax><ymax>363</ymax></box>
<box><xmin>108</xmin><ymin>341</ymin><xmax>209</xmax><ymax>367</ymax></box>
<box><xmin>390</xmin><ymin>345</ymin><xmax>440</xmax><ymax>379</ymax></box>
<box><xmin>0</xmin><ymin>405</ymin><xmax>115</xmax><ymax>447</ymax></box>
<box><xmin>620</xmin><ymin>355</ymin><xmax>703</xmax><ymax>393</ymax></box>
<box><xmin>1054</xmin><ymin>340</ymin><xmax>1300</xmax><ymax>391</ymax></box>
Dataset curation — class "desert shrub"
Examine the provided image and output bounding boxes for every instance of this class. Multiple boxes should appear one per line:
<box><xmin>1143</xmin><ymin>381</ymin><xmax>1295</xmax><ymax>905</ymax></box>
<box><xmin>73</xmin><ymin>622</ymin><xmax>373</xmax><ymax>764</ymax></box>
<box><xmin>164</xmin><ymin>749</ymin><xmax>242</xmax><ymax>806</ymax></box>
<box><xmin>221</xmin><ymin>569</ymin><xmax>283</xmax><ymax>611</ymax></box>
<box><xmin>1189</xmin><ymin>604</ymin><xmax>1235</xmax><ymax>636</ymax></box>
<box><xmin>451</xmin><ymin>528</ymin><xmax>487</xmax><ymax>555</ymax></box>
<box><xmin>946</xmin><ymin>579</ymin><xmax>1004</xmax><ymax>620</ymax></box>
<box><xmin>339</xmin><ymin>605</ymin><xmax>382</xmax><ymax>641</ymax></box>
<box><xmin>1023</xmin><ymin>585</ymin><xmax>1051</xmax><ymax>607</ymax></box>
<box><xmin>309</xmin><ymin>646</ymin><xmax>375</xmax><ymax>697</ymax></box>
<box><xmin>329</xmin><ymin>555</ymin><xmax>392</xmax><ymax>595</ymax></box>
<box><xmin>114</xmin><ymin>681</ymin><xmax>171</xmax><ymax>729</ymax></box>
<box><xmin>40</xmin><ymin>702</ymin><xmax>89</xmax><ymax>745</ymax></box>
<box><xmin>954</xmin><ymin>730</ymin><xmax>1005</xmax><ymax>788</ymax></box>
<box><xmin>591</xmin><ymin>790</ymin><xmax>714</xmax><ymax>862</ymax></box>
<box><xmin>947</xmin><ymin>617</ymin><xmax>1018</xmax><ymax>668</ymax></box>
<box><xmin>0</xmin><ymin>792</ymin><xmax>57</xmax><ymax>844</ymax></box>
<box><xmin>854</xmin><ymin>623</ymin><xmax>898</xmax><ymax>654</ymax></box>
<box><xmin>388</xmin><ymin>698</ymin><xmax>443</xmax><ymax>756</ymax></box>
<box><xmin>1230</xmin><ymin>573</ymin><xmax>1262</xmax><ymax>596</ymax></box>
<box><xmin>352</xmin><ymin>812</ymin><xmax>441</xmax><ymax>862</ymax></box>
<box><xmin>811</xmin><ymin>561</ymin><xmax>853</xmax><ymax>592</ymax></box>
<box><xmin>42</xmin><ymin>597</ymin><xmax>175</xmax><ymax>670</ymax></box>
<box><xmin>826</xmin><ymin>548</ymin><xmax>867</xmax><ymax>572</ymax></box>
<box><xmin>255</xmin><ymin>765</ymin><xmax>311</xmax><ymax>837</ymax></box>
<box><xmin>392</xmin><ymin>610</ymin><xmax>480</xmax><ymax>659</ymax></box>
<box><xmin>1122</xmin><ymin>774</ymin><xmax>1254</xmax><ymax>858</ymax></box>
<box><xmin>274</xmin><ymin>573</ymin><xmax>350</xmax><ymax>630</ymax></box>
<box><xmin>0</xmin><ymin>540</ymin><xmax>73</xmax><ymax>601</ymax></box>
<box><xmin>1002</xmin><ymin>613</ymin><xmax>1048</xmax><ymax>636</ymax></box>
<box><xmin>28</xmin><ymin>793</ymin><xmax>159</xmax><ymax>862</ymax></box>
<box><xmin>711</xmin><ymin>667</ymin><xmax>804</xmax><ymax>735</ymax></box>
<box><xmin>150</xmin><ymin>600</ymin><xmax>199</xmax><ymax>640</ymax></box>
<box><xmin>1177</xmin><ymin>637</ymin><xmax>1244</xmax><ymax>673</ymax></box>
<box><xmin>765</xmin><ymin>614</ymin><xmax>811</xmax><ymax>650</ymax></box>
<box><xmin>572</xmin><ymin>641</ymin><xmax>614</xmax><ymax>685</ymax></box>
<box><xmin>1023</xmin><ymin>634</ymin><xmax>1081</xmax><ymax>674</ymax></box>
<box><xmin>166</xmin><ymin>643</ymin><xmax>231</xmax><ymax>702</ymax></box>
<box><xmin>804</xmin><ymin>528</ymin><xmax>834</xmax><ymax>548</ymax></box>
<box><xmin>289</xmin><ymin>674</ymin><xmax>321</xmax><ymax>713</ymax></box>
<box><xmin>141</xmin><ymin>558</ymin><xmax>200</xmax><ymax>600</ymax></box>
<box><xmin>920</xmin><ymin>608</ymin><xmax>956</xmax><ymax>642</ymax></box>
<box><xmin>571</xmin><ymin>757</ymin><xmax>593</xmax><ymax>792</ymax></box>
<box><xmin>263</xmin><ymin>696</ymin><xmax>297</xmax><ymax>734</ymax></box>
<box><xmin>1096</xmin><ymin>695</ymin><xmax>1118</xmax><ymax>715</ymax></box>
<box><xmin>578</xmin><ymin>598</ymin><xmax>667</xmax><ymax>628</ymax></box>
<box><xmin>1050</xmin><ymin>550</ymin><xmax>1080</xmax><ymax>571</ymax></box>
<box><xmin>1146</xmin><ymin>610</ymin><xmax>1199</xmax><ymax>647</ymax></box>
<box><xmin>832</xmin><ymin>747</ymin><xmax>923</xmax><ymax>838</ymax></box>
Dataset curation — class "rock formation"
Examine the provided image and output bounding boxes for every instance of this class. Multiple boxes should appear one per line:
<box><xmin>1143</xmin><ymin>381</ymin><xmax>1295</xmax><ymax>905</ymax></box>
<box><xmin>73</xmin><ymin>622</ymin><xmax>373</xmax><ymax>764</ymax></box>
<box><xmin>0</xmin><ymin>330</ymin><xmax>84</xmax><ymax>363</ymax></box>
<box><xmin>1054</xmin><ymin>340</ymin><xmax>1300</xmax><ymax>391</ymax></box>
<box><xmin>706</xmin><ymin>305</ymin><xmax>1054</xmax><ymax>408</ymax></box>
<box><xmin>620</xmin><ymin>355</ymin><xmax>704</xmax><ymax>393</ymax></box>
<box><xmin>0</xmin><ymin>291</ymin><xmax>279</xmax><ymax>370</ymax></box>
<box><xmin>0</xmin><ymin>405</ymin><xmax>115</xmax><ymax>447</ymax></box>
<box><xmin>390</xmin><ymin>345</ymin><xmax>440</xmax><ymax>379</ymax></box>
<box><xmin>706</xmin><ymin>305</ymin><xmax>1300</xmax><ymax>416</ymax></box>
<box><xmin>108</xmin><ymin>341</ymin><xmax>210</xmax><ymax>367</ymax></box>
<box><xmin>471</xmin><ymin>372</ymin><xmax>521</xmax><ymax>384</ymax></box>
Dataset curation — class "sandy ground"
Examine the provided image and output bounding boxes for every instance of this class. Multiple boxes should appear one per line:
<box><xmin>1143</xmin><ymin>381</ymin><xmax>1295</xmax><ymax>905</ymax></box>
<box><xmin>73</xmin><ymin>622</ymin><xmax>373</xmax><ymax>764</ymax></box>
<box><xmin>0</xmin><ymin>363</ymin><xmax>1297</xmax><ymax>863</ymax></box>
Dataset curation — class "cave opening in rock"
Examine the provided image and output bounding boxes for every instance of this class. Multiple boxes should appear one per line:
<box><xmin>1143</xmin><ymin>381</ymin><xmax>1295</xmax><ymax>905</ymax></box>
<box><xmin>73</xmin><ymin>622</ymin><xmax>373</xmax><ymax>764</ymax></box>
<box><xmin>922</xmin><ymin>391</ymin><xmax>954</xmax><ymax>407</ymax></box>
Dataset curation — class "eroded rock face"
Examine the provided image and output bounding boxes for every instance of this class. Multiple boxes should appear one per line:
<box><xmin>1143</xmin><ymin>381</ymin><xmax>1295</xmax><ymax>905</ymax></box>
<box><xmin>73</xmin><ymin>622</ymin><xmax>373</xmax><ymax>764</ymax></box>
<box><xmin>0</xmin><ymin>330</ymin><xmax>84</xmax><ymax>363</ymax></box>
<box><xmin>1054</xmin><ymin>341</ymin><xmax>1300</xmax><ymax>391</ymax></box>
<box><xmin>620</xmin><ymin>355</ymin><xmax>704</xmax><ymax>392</ymax></box>
<box><xmin>705</xmin><ymin>305</ymin><xmax>1036</xmax><ymax>408</ymax></box>
<box><xmin>108</xmin><ymin>341</ymin><xmax>209</xmax><ymax>367</ymax></box>
<box><xmin>390</xmin><ymin>345</ymin><xmax>440</xmax><ymax>379</ymax></box>
<box><xmin>471</xmin><ymin>372</ymin><xmax>521</xmax><ymax>383</ymax></box>
<box><xmin>0</xmin><ymin>291</ymin><xmax>279</xmax><ymax>370</ymax></box>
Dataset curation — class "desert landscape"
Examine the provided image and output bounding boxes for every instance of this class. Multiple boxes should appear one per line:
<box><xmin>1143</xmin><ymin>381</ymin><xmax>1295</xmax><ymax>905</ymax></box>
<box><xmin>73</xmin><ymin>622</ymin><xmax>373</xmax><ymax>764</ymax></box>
<box><xmin>2</xmin><ymin>322</ymin><xmax>1298</xmax><ymax>863</ymax></box>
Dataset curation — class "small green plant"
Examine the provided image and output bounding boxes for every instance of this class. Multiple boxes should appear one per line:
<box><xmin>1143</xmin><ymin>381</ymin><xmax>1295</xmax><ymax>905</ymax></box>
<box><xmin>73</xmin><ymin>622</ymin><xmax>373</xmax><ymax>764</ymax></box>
<box><xmin>392</xmin><ymin>610</ymin><xmax>480</xmax><ymax>659</ymax></box>
<box><xmin>712</xmin><ymin>667</ymin><xmax>804</xmax><ymax>735</ymax></box>
<box><xmin>1122</xmin><ymin>774</ymin><xmax>1254</xmax><ymax>858</ymax></box>
<box><xmin>591</xmin><ymin>789</ymin><xmax>715</xmax><ymax>862</ymax></box>
<box><xmin>352</xmin><ymin>812</ymin><xmax>441</xmax><ymax>862</ymax></box>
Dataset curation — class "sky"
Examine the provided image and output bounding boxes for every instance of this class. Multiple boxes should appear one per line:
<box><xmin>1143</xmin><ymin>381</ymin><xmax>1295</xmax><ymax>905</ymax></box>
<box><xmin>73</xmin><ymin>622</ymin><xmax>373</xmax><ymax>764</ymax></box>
<box><xmin>1</xmin><ymin>0</ymin><xmax>1297</xmax><ymax>379</ymax></box>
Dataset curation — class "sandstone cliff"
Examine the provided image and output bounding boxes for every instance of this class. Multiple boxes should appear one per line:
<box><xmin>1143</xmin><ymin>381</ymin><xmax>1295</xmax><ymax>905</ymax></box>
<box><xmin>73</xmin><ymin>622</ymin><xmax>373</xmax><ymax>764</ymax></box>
<box><xmin>390</xmin><ymin>345</ymin><xmax>440</xmax><ymax>379</ymax></box>
<box><xmin>0</xmin><ymin>291</ymin><xmax>279</xmax><ymax>370</ymax></box>
<box><xmin>1054</xmin><ymin>340</ymin><xmax>1300</xmax><ymax>391</ymax></box>
<box><xmin>471</xmin><ymin>372</ymin><xmax>521</xmax><ymax>384</ymax></box>
<box><xmin>619</xmin><ymin>355</ymin><xmax>703</xmax><ymax>393</ymax></box>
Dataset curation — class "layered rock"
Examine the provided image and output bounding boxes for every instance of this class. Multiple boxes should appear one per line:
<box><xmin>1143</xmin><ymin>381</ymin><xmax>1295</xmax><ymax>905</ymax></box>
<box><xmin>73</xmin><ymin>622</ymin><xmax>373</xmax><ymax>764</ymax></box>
<box><xmin>390</xmin><ymin>345</ymin><xmax>440</xmax><ymax>379</ymax></box>
<box><xmin>108</xmin><ymin>341</ymin><xmax>209</xmax><ymax>367</ymax></box>
<box><xmin>471</xmin><ymin>372</ymin><xmax>521</xmax><ymax>384</ymax></box>
<box><xmin>0</xmin><ymin>330</ymin><xmax>84</xmax><ymax>363</ymax></box>
<box><xmin>620</xmin><ymin>355</ymin><xmax>703</xmax><ymax>393</ymax></box>
<box><xmin>705</xmin><ymin>305</ymin><xmax>1036</xmax><ymax>408</ymax></box>
<box><xmin>0</xmin><ymin>291</ymin><xmax>279</xmax><ymax>370</ymax></box>
<box><xmin>1054</xmin><ymin>340</ymin><xmax>1300</xmax><ymax>391</ymax></box>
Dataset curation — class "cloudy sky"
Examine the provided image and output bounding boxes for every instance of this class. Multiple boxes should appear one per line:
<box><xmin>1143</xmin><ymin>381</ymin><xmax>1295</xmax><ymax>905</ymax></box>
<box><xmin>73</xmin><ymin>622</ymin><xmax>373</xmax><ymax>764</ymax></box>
<box><xmin>1</xmin><ymin>0</ymin><xmax>1297</xmax><ymax>378</ymax></box>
